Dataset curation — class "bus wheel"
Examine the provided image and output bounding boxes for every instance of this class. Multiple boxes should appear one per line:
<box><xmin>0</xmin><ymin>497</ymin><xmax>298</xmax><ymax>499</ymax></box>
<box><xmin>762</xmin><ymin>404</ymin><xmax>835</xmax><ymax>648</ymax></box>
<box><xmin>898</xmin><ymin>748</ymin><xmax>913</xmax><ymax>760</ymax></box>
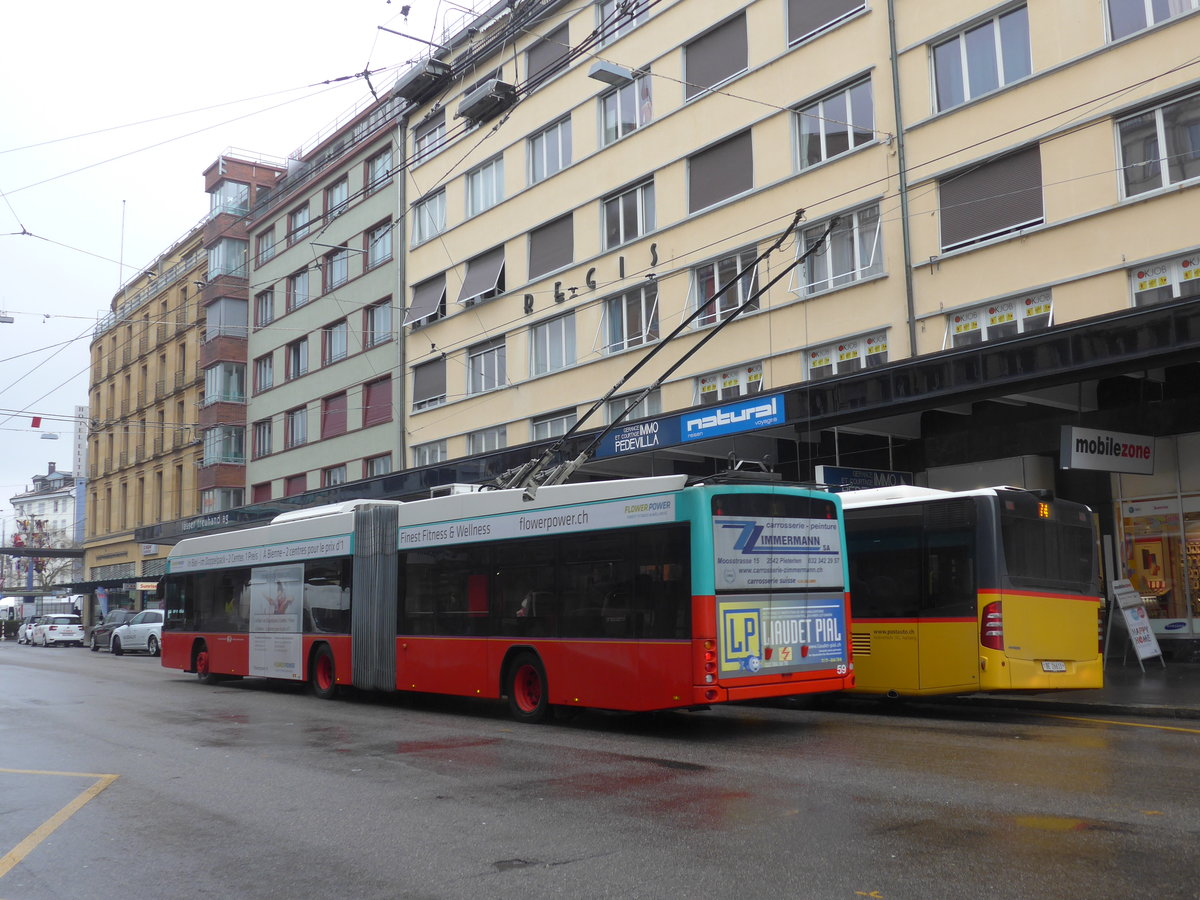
<box><xmin>310</xmin><ymin>645</ymin><xmax>338</xmax><ymax>700</ymax></box>
<box><xmin>195</xmin><ymin>644</ymin><xmax>219</xmax><ymax>685</ymax></box>
<box><xmin>506</xmin><ymin>652</ymin><xmax>551</xmax><ymax>724</ymax></box>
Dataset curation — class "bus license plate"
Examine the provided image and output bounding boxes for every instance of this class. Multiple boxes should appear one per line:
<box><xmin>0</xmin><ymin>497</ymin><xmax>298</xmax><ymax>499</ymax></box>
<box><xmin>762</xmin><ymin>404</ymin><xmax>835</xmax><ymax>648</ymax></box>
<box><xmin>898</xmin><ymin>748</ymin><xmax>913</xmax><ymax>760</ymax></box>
<box><xmin>1041</xmin><ymin>661</ymin><xmax>1067</xmax><ymax>673</ymax></box>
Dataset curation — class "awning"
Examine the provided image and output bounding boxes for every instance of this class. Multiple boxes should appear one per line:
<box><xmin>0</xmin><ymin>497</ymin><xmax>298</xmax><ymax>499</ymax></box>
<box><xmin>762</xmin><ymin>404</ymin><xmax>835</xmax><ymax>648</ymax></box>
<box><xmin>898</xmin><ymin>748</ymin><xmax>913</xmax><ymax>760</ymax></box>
<box><xmin>405</xmin><ymin>274</ymin><xmax>446</xmax><ymax>324</ymax></box>
<box><xmin>457</xmin><ymin>247</ymin><xmax>505</xmax><ymax>305</ymax></box>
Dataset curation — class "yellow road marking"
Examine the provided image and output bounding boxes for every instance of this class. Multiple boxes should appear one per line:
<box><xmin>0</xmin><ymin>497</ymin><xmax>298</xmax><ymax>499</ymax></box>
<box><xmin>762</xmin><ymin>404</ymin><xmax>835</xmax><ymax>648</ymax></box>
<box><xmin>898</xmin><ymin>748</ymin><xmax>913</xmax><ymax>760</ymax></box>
<box><xmin>1038</xmin><ymin>714</ymin><xmax>1200</xmax><ymax>735</ymax></box>
<box><xmin>0</xmin><ymin>771</ymin><xmax>119</xmax><ymax>880</ymax></box>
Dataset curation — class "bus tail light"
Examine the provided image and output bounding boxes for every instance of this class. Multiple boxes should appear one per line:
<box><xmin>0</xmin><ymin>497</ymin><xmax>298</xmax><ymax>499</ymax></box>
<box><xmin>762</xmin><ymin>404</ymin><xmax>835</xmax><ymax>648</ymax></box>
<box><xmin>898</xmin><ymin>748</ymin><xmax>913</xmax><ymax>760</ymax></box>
<box><xmin>981</xmin><ymin>601</ymin><xmax>1004</xmax><ymax>651</ymax></box>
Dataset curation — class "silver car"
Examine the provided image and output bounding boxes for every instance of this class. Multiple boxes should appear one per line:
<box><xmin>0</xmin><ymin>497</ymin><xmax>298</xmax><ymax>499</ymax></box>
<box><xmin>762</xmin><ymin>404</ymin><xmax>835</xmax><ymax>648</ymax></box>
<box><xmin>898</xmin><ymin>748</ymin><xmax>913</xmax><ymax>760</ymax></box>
<box><xmin>17</xmin><ymin>615</ymin><xmax>41</xmax><ymax>645</ymax></box>
<box><xmin>33</xmin><ymin>614</ymin><xmax>85</xmax><ymax>647</ymax></box>
<box><xmin>111</xmin><ymin>609</ymin><xmax>164</xmax><ymax>657</ymax></box>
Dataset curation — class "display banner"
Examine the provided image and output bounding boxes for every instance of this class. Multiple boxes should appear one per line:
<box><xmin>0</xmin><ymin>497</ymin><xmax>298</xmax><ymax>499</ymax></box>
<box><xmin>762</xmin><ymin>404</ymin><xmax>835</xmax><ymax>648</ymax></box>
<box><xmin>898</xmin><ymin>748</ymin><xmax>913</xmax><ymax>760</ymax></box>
<box><xmin>1061</xmin><ymin>426</ymin><xmax>1154</xmax><ymax>474</ymax></box>
<box><xmin>249</xmin><ymin>563</ymin><xmax>304</xmax><ymax>680</ymax></box>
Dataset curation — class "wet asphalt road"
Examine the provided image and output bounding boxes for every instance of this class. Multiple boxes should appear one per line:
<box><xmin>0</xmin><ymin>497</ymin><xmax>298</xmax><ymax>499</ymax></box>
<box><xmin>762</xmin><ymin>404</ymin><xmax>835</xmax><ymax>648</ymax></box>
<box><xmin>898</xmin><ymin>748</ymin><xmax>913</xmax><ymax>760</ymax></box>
<box><xmin>2</xmin><ymin>643</ymin><xmax>1198</xmax><ymax>900</ymax></box>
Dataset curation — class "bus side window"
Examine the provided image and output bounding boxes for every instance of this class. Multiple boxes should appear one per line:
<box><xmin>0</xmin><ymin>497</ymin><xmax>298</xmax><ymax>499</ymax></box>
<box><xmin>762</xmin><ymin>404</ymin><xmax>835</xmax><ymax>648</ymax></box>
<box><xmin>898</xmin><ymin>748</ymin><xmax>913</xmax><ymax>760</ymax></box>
<box><xmin>846</xmin><ymin>507</ymin><xmax>922</xmax><ymax>618</ymax></box>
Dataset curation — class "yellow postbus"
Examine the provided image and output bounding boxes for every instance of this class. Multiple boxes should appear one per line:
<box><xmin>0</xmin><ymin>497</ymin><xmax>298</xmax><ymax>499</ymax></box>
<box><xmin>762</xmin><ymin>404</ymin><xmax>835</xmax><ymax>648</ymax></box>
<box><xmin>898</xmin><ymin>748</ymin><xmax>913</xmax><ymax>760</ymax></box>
<box><xmin>841</xmin><ymin>485</ymin><xmax>1103</xmax><ymax>697</ymax></box>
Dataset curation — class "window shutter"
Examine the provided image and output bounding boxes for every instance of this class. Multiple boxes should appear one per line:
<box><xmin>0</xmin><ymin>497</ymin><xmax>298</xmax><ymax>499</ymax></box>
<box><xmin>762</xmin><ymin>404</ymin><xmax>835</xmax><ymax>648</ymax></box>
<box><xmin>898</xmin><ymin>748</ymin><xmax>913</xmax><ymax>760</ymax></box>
<box><xmin>689</xmin><ymin>131</ymin><xmax>753</xmax><ymax>212</ymax></box>
<box><xmin>411</xmin><ymin>360</ymin><xmax>445</xmax><ymax>406</ymax></box>
<box><xmin>362</xmin><ymin>377</ymin><xmax>392</xmax><ymax>426</ymax></box>
<box><xmin>787</xmin><ymin>0</ymin><xmax>861</xmax><ymax>44</ymax></box>
<box><xmin>684</xmin><ymin>14</ymin><xmax>747</xmax><ymax>99</ymax></box>
<box><xmin>940</xmin><ymin>145</ymin><xmax>1043</xmax><ymax>250</ymax></box>
<box><xmin>528</xmin><ymin>213</ymin><xmax>574</xmax><ymax>278</ymax></box>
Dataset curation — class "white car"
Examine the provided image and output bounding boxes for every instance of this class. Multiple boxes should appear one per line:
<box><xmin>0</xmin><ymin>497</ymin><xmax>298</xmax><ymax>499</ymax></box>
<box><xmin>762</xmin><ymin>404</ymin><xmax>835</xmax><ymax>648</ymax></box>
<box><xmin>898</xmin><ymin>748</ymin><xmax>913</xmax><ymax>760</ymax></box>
<box><xmin>33</xmin><ymin>614</ymin><xmax>85</xmax><ymax>647</ymax></box>
<box><xmin>17</xmin><ymin>615</ymin><xmax>42</xmax><ymax>644</ymax></box>
<box><xmin>111</xmin><ymin>609</ymin><xmax>164</xmax><ymax>657</ymax></box>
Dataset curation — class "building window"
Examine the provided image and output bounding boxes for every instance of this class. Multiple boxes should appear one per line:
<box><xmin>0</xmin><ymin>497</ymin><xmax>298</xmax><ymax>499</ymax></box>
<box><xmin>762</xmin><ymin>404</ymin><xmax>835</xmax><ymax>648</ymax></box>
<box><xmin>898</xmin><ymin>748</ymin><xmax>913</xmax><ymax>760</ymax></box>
<box><xmin>806</xmin><ymin>332</ymin><xmax>889</xmax><ymax>379</ymax></box>
<box><xmin>414</xmin><ymin>111</ymin><xmax>446</xmax><ymax>158</ymax></box>
<box><xmin>697</xmin><ymin>363</ymin><xmax>763</xmax><ymax>405</ymax></box>
<box><xmin>1118</xmin><ymin>91</ymin><xmax>1200</xmax><ymax>198</ymax></box>
<box><xmin>286</xmin><ymin>337</ymin><xmax>309</xmax><ymax>380</ymax></box>
<box><xmin>468</xmin><ymin>338</ymin><xmax>507</xmax><ymax>394</ymax></box>
<box><xmin>326</xmin><ymin>178</ymin><xmax>349</xmax><ymax>218</ymax></box>
<box><xmin>412</xmin><ymin>441</ymin><xmax>446</xmax><ymax>467</ymax></box>
<box><xmin>802</xmin><ymin>204</ymin><xmax>883</xmax><ymax>293</ymax></box>
<box><xmin>407</xmin><ymin>274</ymin><xmax>447</xmax><ymax>327</ymax></box>
<box><xmin>210</xmin><ymin>181</ymin><xmax>249</xmax><ymax>217</ymax></box>
<box><xmin>1131</xmin><ymin>256</ymin><xmax>1200</xmax><ymax>306</ymax></box>
<box><xmin>606</xmin><ymin>283</ymin><xmax>659</xmax><ymax>352</ymax></box>
<box><xmin>939</xmin><ymin>145</ymin><xmax>1043</xmax><ymax>251</ymax></box>
<box><xmin>324</xmin><ymin>247</ymin><xmax>349</xmax><ymax>292</ymax></box>
<box><xmin>598</xmin><ymin>0</ymin><xmax>649</xmax><ymax>44</ymax></box>
<box><xmin>367</xmin><ymin>146</ymin><xmax>393</xmax><ymax>192</ymax></box>
<box><xmin>202</xmin><ymin>426</ymin><xmax>245</xmax><ymax>465</ymax></box>
<box><xmin>286</xmin><ymin>268</ymin><xmax>311</xmax><ymax>311</ymax></box>
<box><xmin>207</xmin><ymin>239</ymin><xmax>247</xmax><ymax>278</ymax></box>
<box><xmin>532</xmin><ymin>409</ymin><xmax>577</xmax><ymax>440</ymax></box>
<box><xmin>412</xmin><ymin>190</ymin><xmax>446</xmax><ymax>245</ymax></box>
<box><xmin>600</xmin><ymin>71</ymin><xmax>652</xmax><ymax>146</ymax></box>
<box><xmin>603</xmin><ymin>180</ymin><xmax>654</xmax><ymax>249</ymax></box>
<box><xmin>254</xmin><ymin>354</ymin><xmax>273</xmax><ymax>393</ymax></box>
<box><xmin>468</xmin><ymin>426</ymin><xmax>507</xmax><ymax>454</ymax></box>
<box><xmin>322</xmin><ymin>465</ymin><xmax>347</xmax><ymax>488</ymax></box>
<box><xmin>688</xmin><ymin>130</ymin><xmax>752</xmax><ymax>212</ymax></box>
<box><xmin>200</xmin><ymin>487</ymin><xmax>244</xmax><ymax>514</ymax></box>
<box><xmin>1108</xmin><ymin>0</ymin><xmax>1199</xmax><ymax>40</ymax></box>
<box><xmin>949</xmin><ymin>294</ymin><xmax>1051</xmax><ymax>346</ymax></box>
<box><xmin>203</xmin><ymin>362</ymin><xmax>246</xmax><ymax>404</ymax></box>
<box><xmin>288</xmin><ymin>205</ymin><xmax>310</xmax><ymax>244</ymax></box>
<box><xmin>694</xmin><ymin>247</ymin><xmax>759</xmax><ymax>326</ymax></box>
<box><xmin>607</xmin><ymin>389</ymin><xmax>661</xmax><ymax>423</ymax></box>
<box><xmin>323</xmin><ymin>320</ymin><xmax>348</xmax><ymax>364</ymax></box>
<box><xmin>321</xmin><ymin>392</ymin><xmax>348</xmax><ymax>439</ymax></box>
<box><xmin>364</xmin><ymin>299</ymin><xmax>393</xmax><ymax>348</ymax></box>
<box><xmin>528</xmin><ymin>214</ymin><xmax>573</xmax><ymax>278</ymax></box>
<box><xmin>285</xmin><ymin>408</ymin><xmax>307</xmax><ymax>448</ymax></box>
<box><xmin>526</xmin><ymin>23</ymin><xmax>569</xmax><ymax>85</ymax></box>
<box><xmin>684</xmin><ymin>13</ymin><xmax>747</xmax><ymax>100</ymax></box>
<box><xmin>285</xmin><ymin>474</ymin><xmax>307</xmax><ymax>497</ymax></box>
<box><xmin>252</xmin><ymin>483</ymin><xmax>271</xmax><ymax>503</ymax></box>
<box><xmin>797</xmin><ymin>77</ymin><xmax>874</xmax><ymax>169</ymax></box>
<box><xmin>254</xmin><ymin>289</ymin><xmax>274</xmax><ymax>327</ymax></box>
<box><xmin>412</xmin><ymin>359</ymin><xmax>446</xmax><ymax>411</ymax></box>
<box><xmin>363</xmin><ymin>376</ymin><xmax>393</xmax><ymax>426</ymax></box>
<box><xmin>529</xmin><ymin>117</ymin><xmax>572</xmax><ymax>184</ymax></box>
<box><xmin>256</xmin><ymin>227</ymin><xmax>276</xmax><ymax>264</ymax></box>
<box><xmin>787</xmin><ymin>0</ymin><xmax>864</xmax><ymax>45</ymax></box>
<box><xmin>933</xmin><ymin>6</ymin><xmax>1031</xmax><ymax>112</ymax></box>
<box><xmin>365</xmin><ymin>454</ymin><xmax>391</xmax><ymax>477</ymax></box>
<box><xmin>457</xmin><ymin>247</ymin><xmax>506</xmax><ymax>307</ymax></box>
<box><xmin>253</xmin><ymin>420</ymin><xmax>272</xmax><ymax>459</ymax></box>
<box><xmin>204</xmin><ymin>297</ymin><xmax>248</xmax><ymax>341</ymax></box>
<box><xmin>466</xmin><ymin>156</ymin><xmax>504</xmax><ymax>217</ymax></box>
<box><xmin>367</xmin><ymin>220</ymin><xmax>393</xmax><ymax>267</ymax></box>
<box><xmin>531</xmin><ymin>312</ymin><xmax>576</xmax><ymax>376</ymax></box>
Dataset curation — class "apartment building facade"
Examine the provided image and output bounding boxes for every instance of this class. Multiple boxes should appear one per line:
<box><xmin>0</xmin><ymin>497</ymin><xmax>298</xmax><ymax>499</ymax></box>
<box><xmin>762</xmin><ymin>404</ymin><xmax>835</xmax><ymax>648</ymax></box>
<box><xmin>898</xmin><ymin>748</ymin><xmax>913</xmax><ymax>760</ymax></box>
<box><xmin>128</xmin><ymin>0</ymin><xmax>1200</xmax><ymax>649</ymax></box>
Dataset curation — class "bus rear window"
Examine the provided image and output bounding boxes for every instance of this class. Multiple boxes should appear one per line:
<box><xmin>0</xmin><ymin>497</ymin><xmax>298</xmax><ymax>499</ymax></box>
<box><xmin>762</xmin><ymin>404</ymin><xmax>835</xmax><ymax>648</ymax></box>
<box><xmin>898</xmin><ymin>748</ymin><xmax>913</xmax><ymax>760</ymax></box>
<box><xmin>1000</xmin><ymin>499</ymin><xmax>1095</xmax><ymax>592</ymax></box>
<box><xmin>712</xmin><ymin>493</ymin><xmax>838</xmax><ymax>520</ymax></box>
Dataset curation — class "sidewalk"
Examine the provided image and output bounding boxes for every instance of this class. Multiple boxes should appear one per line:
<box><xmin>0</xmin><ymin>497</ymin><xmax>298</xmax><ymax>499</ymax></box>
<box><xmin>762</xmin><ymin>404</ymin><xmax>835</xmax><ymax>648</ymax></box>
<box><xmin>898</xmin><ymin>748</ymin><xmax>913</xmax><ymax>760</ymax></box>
<box><xmin>939</xmin><ymin>661</ymin><xmax>1200</xmax><ymax>720</ymax></box>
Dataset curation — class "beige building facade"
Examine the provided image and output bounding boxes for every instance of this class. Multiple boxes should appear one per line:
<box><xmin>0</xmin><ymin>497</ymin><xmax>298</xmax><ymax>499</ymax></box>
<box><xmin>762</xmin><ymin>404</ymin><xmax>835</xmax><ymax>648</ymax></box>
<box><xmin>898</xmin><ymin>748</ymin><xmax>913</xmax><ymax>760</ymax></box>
<box><xmin>128</xmin><ymin>0</ymin><xmax>1200</xmax><ymax>651</ymax></box>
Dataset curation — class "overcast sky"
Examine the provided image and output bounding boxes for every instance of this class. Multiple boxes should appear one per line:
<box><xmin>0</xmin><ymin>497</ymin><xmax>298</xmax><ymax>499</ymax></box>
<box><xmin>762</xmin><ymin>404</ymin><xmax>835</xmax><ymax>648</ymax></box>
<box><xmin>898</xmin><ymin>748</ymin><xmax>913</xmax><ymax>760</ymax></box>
<box><xmin>0</xmin><ymin>0</ymin><xmax>451</xmax><ymax>532</ymax></box>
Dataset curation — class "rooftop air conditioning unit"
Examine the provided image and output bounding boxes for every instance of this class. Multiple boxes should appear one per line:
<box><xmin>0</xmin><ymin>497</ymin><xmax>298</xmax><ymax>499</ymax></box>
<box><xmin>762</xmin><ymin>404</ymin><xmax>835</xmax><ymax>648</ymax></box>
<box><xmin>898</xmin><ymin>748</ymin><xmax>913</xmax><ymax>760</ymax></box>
<box><xmin>457</xmin><ymin>78</ymin><xmax>516</xmax><ymax>124</ymax></box>
<box><xmin>429</xmin><ymin>483</ymin><xmax>484</xmax><ymax>498</ymax></box>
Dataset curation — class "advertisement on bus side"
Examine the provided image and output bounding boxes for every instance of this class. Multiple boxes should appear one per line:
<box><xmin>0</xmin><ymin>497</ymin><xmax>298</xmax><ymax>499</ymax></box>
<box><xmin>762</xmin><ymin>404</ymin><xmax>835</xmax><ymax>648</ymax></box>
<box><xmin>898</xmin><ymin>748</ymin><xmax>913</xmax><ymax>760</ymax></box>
<box><xmin>248</xmin><ymin>564</ymin><xmax>303</xmax><ymax>680</ymax></box>
<box><xmin>717</xmin><ymin>594</ymin><xmax>848</xmax><ymax>676</ymax></box>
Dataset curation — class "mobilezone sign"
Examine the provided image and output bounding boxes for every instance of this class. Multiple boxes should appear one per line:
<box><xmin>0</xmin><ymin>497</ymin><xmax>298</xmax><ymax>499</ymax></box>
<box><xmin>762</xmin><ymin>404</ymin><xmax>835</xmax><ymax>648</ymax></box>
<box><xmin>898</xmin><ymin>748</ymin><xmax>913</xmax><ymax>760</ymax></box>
<box><xmin>594</xmin><ymin>394</ymin><xmax>786</xmax><ymax>459</ymax></box>
<box><xmin>1060</xmin><ymin>426</ymin><xmax>1155</xmax><ymax>475</ymax></box>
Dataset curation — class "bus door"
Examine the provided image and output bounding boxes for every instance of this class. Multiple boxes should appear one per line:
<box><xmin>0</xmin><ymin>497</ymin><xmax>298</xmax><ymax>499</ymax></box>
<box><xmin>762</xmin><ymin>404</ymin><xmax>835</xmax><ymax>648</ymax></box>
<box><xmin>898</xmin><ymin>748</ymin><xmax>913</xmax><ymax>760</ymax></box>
<box><xmin>918</xmin><ymin>509</ymin><xmax>979</xmax><ymax>693</ymax></box>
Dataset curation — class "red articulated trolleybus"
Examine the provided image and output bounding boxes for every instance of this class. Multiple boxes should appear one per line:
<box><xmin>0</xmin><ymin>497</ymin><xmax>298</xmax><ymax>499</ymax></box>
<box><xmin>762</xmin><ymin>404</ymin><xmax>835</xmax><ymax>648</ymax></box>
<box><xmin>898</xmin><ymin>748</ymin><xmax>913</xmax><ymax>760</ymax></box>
<box><xmin>160</xmin><ymin>475</ymin><xmax>854</xmax><ymax>721</ymax></box>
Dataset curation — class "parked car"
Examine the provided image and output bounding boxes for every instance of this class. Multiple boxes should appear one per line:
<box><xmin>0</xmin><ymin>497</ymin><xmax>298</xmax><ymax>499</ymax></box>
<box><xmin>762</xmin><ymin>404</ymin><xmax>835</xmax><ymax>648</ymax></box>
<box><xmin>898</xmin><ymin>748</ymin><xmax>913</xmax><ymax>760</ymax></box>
<box><xmin>89</xmin><ymin>608</ymin><xmax>137</xmax><ymax>652</ymax></box>
<box><xmin>33</xmin><ymin>614</ymin><xmax>85</xmax><ymax>647</ymax></box>
<box><xmin>111</xmin><ymin>609</ymin><xmax>164</xmax><ymax>657</ymax></box>
<box><xmin>17</xmin><ymin>615</ymin><xmax>41</xmax><ymax>645</ymax></box>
